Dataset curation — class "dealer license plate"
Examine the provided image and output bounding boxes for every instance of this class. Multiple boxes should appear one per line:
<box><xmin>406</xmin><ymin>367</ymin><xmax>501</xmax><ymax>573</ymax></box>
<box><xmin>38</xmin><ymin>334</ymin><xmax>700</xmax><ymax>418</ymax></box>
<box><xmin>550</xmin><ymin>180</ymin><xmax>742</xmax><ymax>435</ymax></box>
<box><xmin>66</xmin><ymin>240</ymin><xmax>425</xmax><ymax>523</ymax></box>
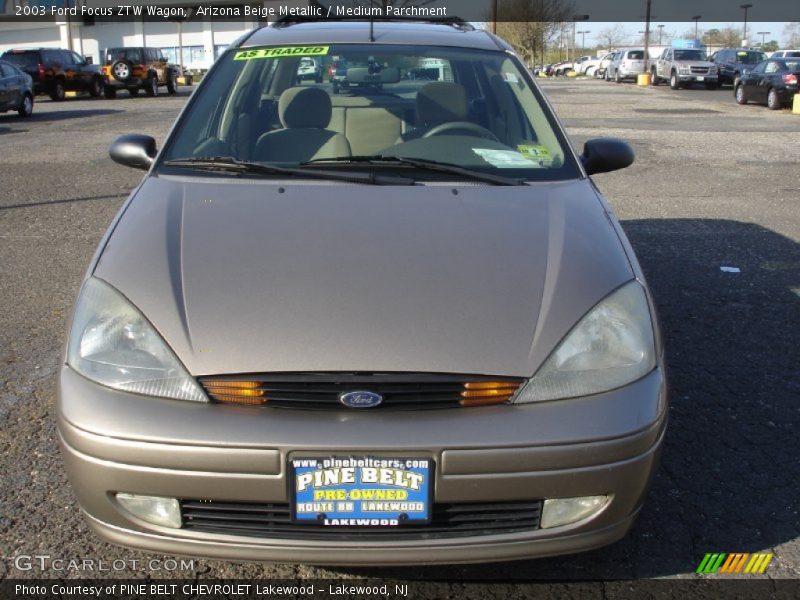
<box><xmin>290</xmin><ymin>456</ymin><xmax>432</xmax><ymax>526</ymax></box>
<box><xmin>697</xmin><ymin>76</ymin><xmax>705</xmax><ymax>81</ymax></box>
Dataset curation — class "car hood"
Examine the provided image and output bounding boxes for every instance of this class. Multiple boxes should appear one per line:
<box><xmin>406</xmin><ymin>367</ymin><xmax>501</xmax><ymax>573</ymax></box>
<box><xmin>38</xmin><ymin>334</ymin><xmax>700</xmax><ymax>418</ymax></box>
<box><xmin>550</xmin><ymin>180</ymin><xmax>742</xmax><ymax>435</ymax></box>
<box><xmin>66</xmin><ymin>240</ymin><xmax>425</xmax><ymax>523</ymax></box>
<box><xmin>676</xmin><ymin>60</ymin><xmax>715</xmax><ymax>67</ymax></box>
<box><xmin>94</xmin><ymin>176</ymin><xmax>634</xmax><ymax>377</ymax></box>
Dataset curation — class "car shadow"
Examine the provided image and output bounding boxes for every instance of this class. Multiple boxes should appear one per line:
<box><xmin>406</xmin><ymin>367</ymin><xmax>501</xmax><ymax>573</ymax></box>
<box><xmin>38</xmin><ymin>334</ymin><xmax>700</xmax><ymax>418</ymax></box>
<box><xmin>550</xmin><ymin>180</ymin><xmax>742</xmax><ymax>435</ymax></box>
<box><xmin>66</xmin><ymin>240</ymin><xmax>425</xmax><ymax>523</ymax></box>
<box><xmin>23</xmin><ymin>108</ymin><xmax>123</xmax><ymax>122</ymax></box>
<box><xmin>319</xmin><ymin>218</ymin><xmax>799</xmax><ymax>580</ymax></box>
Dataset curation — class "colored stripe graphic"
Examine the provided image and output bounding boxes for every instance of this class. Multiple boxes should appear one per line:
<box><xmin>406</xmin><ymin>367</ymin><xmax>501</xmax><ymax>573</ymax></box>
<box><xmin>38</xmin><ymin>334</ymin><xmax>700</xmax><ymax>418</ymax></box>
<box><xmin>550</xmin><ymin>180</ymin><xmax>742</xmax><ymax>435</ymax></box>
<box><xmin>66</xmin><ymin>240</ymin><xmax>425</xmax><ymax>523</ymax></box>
<box><xmin>697</xmin><ymin>552</ymin><xmax>773</xmax><ymax>574</ymax></box>
<box><xmin>697</xmin><ymin>553</ymin><xmax>726</xmax><ymax>573</ymax></box>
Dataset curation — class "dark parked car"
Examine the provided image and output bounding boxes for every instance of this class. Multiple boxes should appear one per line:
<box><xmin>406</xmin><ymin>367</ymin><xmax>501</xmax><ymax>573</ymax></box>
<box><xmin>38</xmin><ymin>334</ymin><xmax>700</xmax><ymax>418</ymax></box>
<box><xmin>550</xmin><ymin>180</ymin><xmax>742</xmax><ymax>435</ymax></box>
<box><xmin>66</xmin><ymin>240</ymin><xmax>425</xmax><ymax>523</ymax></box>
<box><xmin>0</xmin><ymin>48</ymin><xmax>104</xmax><ymax>101</ymax></box>
<box><xmin>735</xmin><ymin>58</ymin><xmax>800</xmax><ymax>110</ymax></box>
<box><xmin>0</xmin><ymin>59</ymin><xmax>34</xmax><ymax>117</ymax></box>
<box><xmin>709</xmin><ymin>48</ymin><xmax>767</xmax><ymax>86</ymax></box>
<box><xmin>102</xmin><ymin>47</ymin><xmax>178</xmax><ymax>98</ymax></box>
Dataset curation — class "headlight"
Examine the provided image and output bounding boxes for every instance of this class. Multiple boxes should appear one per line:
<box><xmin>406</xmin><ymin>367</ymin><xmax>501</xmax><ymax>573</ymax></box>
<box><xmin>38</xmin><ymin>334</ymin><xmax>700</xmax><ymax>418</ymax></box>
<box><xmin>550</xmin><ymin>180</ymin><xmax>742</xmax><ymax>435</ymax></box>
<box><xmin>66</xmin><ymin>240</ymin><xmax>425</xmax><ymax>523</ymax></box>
<box><xmin>679</xmin><ymin>67</ymin><xmax>690</xmax><ymax>74</ymax></box>
<box><xmin>67</xmin><ymin>277</ymin><xmax>207</xmax><ymax>402</ymax></box>
<box><xmin>513</xmin><ymin>280</ymin><xmax>656</xmax><ymax>403</ymax></box>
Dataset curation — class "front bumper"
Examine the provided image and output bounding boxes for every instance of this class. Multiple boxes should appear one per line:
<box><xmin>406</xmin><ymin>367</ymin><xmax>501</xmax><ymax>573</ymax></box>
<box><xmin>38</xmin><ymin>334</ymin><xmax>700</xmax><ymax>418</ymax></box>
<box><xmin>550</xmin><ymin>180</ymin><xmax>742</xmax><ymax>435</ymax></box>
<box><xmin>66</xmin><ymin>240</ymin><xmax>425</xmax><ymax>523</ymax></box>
<box><xmin>677</xmin><ymin>73</ymin><xmax>718</xmax><ymax>83</ymax></box>
<box><xmin>57</xmin><ymin>365</ymin><xmax>667</xmax><ymax>565</ymax></box>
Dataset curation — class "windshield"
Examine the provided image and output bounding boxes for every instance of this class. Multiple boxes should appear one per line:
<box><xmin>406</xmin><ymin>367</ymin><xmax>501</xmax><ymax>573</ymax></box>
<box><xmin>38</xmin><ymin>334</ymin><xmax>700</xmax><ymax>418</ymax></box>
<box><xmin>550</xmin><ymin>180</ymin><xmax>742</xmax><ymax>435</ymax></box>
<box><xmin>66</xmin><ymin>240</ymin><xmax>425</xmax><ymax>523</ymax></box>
<box><xmin>736</xmin><ymin>51</ymin><xmax>766</xmax><ymax>64</ymax></box>
<box><xmin>674</xmin><ymin>50</ymin><xmax>706</xmax><ymax>61</ymax></box>
<box><xmin>160</xmin><ymin>44</ymin><xmax>577</xmax><ymax>182</ymax></box>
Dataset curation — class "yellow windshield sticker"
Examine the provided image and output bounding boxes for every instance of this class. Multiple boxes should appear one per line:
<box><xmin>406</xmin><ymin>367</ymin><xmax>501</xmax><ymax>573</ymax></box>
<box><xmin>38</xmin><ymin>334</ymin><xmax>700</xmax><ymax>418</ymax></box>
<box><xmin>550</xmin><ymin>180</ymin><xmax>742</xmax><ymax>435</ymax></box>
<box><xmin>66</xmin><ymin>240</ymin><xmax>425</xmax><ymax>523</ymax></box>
<box><xmin>234</xmin><ymin>46</ymin><xmax>330</xmax><ymax>60</ymax></box>
<box><xmin>517</xmin><ymin>144</ymin><xmax>552</xmax><ymax>161</ymax></box>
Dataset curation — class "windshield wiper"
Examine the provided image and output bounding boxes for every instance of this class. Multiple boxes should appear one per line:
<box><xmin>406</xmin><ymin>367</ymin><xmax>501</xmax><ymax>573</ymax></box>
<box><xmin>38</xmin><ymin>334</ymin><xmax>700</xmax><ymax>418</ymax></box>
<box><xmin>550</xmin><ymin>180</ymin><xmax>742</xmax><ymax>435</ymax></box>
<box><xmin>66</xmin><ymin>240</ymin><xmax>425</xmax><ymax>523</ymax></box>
<box><xmin>303</xmin><ymin>155</ymin><xmax>527</xmax><ymax>186</ymax></box>
<box><xmin>162</xmin><ymin>156</ymin><xmax>414</xmax><ymax>186</ymax></box>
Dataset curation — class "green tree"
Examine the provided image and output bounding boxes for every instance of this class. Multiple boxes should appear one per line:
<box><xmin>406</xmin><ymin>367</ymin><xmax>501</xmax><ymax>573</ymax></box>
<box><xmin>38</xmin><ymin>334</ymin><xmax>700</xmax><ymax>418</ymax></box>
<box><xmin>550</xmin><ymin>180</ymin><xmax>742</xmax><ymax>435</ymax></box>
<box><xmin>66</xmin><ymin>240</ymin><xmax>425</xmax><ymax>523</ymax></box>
<box><xmin>761</xmin><ymin>40</ymin><xmax>779</xmax><ymax>52</ymax></box>
<box><xmin>702</xmin><ymin>27</ymin><xmax>743</xmax><ymax>47</ymax></box>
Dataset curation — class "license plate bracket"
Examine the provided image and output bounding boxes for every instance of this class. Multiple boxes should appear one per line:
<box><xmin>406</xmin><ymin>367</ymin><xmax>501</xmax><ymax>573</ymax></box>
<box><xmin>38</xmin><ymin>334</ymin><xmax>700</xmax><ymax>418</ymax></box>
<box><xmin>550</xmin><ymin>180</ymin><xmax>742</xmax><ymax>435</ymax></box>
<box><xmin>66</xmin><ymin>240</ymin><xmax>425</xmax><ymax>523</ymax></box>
<box><xmin>290</xmin><ymin>456</ymin><xmax>433</xmax><ymax>526</ymax></box>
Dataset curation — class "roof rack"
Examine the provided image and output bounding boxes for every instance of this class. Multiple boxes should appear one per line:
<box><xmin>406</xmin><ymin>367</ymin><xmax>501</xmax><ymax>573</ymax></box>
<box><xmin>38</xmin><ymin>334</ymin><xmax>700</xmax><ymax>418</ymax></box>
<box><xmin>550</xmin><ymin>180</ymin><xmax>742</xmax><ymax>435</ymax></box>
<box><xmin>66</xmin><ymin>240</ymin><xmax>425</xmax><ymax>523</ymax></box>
<box><xmin>271</xmin><ymin>14</ymin><xmax>474</xmax><ymax>32</ymax></box>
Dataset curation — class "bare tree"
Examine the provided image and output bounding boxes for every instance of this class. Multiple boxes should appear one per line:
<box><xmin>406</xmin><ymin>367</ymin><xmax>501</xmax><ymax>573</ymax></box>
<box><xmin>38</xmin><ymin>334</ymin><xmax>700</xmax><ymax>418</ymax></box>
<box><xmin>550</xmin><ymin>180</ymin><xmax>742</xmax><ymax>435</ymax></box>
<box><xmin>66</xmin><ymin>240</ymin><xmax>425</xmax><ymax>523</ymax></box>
<box><xmin>493</xmin><ymin>0</ymin><xmax>574</xmax><ymax>66</ymax></box>
<box><xmin>783</xmin><ymin>22</ymin><xmax>800</xmax><ymax>48</ymax></box>
<box><xmin>702</xmin><ymin>27</ymin><xmax>742</xmax><ymax>47</ymax></box>
<box><xmin>595</xmin><ymin>24</ymin><xmax>627</xmax><ymax>51</ymax></box>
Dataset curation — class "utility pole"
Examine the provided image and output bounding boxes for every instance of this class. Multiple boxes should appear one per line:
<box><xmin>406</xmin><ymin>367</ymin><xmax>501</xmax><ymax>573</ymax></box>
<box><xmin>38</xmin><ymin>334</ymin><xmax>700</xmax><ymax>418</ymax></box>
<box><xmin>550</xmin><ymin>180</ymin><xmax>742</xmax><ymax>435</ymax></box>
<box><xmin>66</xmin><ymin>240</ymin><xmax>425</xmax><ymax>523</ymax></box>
<box><xmin>490</xmin><ymin>0</ymin><xmax>497</xmax><ymax>34</ymax></box>
<box><xmin>657</xmin><ymin>24</ymin><xmax>664</xmax><ymax>45</ymax></box>
<box><xmin>643</xmin><ymin>0</ymin><xmax>652</xmax><ymax>73</ymax></box>
<box><xmin>740</xmin><ymin>3</ymin><xmax>752</xmax><ymax>46</ymax></box>
<box><xmin>691</xmin><ymin>15</ymin><xmax>702</xmax><ymax>40</ymax></box>
<box><xmin>756</xmin><ymin>31</ymin><xmax>770</xmax><ymax>47</ymax></box>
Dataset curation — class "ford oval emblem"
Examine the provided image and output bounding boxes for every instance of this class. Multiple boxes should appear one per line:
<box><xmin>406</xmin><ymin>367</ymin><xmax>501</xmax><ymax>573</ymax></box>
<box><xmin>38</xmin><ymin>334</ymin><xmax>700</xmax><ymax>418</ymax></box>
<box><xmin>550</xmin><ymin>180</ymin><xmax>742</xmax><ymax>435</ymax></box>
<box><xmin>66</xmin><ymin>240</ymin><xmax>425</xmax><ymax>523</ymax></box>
<box><xmin>339</xmin><ymin>391</ymin><xmax>383</xmax><ymax>409</ymax></box>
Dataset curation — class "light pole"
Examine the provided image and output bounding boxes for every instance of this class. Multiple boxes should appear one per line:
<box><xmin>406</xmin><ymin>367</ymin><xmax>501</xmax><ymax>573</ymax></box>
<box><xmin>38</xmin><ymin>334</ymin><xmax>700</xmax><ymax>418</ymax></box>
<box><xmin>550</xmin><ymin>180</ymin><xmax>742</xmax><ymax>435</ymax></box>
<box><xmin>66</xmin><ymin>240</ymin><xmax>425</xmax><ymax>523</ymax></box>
<box><xmin>691</xmin><ymin>15</ymin><xmax>702</xmax><ymax>39</ymax></box>
<box><xmin>756</xmin><ymin>31</ymin><xmax>770</xmax><ymax>47</ymax></box>
<box><xmin>570</xmin><ymin>14</ymin><xmax>590</xmax><ymax>61</ymax></box>
<box><xmin>740</xmin><ymin>3</ymin><xmax>753</xmax><ymax>46</ymax></box>
<box><xmin>657</xmin><ymin>24</ymin><xmax>665</xmax><ymax>45</ymax></box>
<box><xmin>643</xmin><ymin>0</ymin><xmax>652</xmax><ymax>73</ymax></box>
<box><xmin>578</xmin><ymin>30</ymin><xmax>590</xmax><ymax>51</ymax></box>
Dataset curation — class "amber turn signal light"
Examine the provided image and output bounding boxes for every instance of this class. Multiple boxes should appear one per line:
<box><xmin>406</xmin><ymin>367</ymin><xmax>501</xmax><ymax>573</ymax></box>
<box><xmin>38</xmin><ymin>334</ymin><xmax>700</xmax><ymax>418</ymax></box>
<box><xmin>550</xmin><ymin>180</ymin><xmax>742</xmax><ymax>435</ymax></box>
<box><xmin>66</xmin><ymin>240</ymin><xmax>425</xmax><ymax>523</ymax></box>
<box><xmin>459</xmin><ymin>381</ymin><xmax>521</xmax><ymax>406</ymax></box>
<box><xmin>201</xmin><ymin>379</ymin><xmax>268</xmax><ymax>405</ymax></box>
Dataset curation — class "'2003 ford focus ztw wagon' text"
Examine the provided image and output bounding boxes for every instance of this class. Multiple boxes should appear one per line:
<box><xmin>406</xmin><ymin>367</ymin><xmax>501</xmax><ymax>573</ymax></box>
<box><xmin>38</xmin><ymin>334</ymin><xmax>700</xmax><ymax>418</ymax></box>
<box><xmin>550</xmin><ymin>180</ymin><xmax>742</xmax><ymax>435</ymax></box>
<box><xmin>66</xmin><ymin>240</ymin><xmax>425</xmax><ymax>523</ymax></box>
<box><xmin>58</xmin><ymin>19</ymin><xmax>666</xmax><ymax>565</ymax></box>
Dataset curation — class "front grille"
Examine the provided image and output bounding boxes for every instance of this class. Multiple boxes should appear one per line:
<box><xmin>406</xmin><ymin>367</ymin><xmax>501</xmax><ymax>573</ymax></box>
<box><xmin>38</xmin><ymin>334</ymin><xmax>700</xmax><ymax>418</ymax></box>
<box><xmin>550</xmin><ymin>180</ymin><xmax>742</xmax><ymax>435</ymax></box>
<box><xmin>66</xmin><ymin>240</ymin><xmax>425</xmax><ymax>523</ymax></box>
<box><xmin>181</xmin><ymin>500</ymin><xmax>542</xmax><ymax>540</ymax></box>
<box><xmin>199</xmin><ymin>373</ymin><xmax>523</xmax><ymax>410</ymax></box>
<box><xmin>690</xmin><ymin>66</ymin><xmax>709</xmax><ymax>74</ymax></box>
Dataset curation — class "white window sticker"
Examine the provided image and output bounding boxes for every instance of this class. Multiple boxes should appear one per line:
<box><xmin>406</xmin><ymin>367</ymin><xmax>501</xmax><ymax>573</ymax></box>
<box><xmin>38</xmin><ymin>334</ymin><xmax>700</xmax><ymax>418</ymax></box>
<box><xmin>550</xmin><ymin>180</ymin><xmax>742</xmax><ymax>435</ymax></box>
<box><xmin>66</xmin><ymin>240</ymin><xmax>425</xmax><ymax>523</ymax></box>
<box><xmin>473</xmin><ymin>148</ymin><xmax>541</xmax><ymax>169</ymax></box>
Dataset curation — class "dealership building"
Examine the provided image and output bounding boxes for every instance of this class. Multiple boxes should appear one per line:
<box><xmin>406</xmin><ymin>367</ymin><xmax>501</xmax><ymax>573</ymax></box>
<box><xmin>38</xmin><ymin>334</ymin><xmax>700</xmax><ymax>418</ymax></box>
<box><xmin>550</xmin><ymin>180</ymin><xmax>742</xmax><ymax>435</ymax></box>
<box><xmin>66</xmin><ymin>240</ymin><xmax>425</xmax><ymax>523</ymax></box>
<box><xmin>0</xmin><ymin>1</ymin><xmax>310</xmax><ymax>70</ymax></box>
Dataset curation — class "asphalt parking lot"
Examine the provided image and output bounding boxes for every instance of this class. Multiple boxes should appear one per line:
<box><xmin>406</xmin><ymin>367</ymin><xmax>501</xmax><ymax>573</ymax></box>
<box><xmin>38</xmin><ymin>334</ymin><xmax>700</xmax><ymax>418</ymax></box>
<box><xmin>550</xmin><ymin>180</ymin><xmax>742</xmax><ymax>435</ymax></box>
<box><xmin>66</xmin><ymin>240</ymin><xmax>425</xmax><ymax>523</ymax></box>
<box><xmin>0</xmin><ymin>77</ymin><xmax>798</xmax><ymax>585</ymax></box>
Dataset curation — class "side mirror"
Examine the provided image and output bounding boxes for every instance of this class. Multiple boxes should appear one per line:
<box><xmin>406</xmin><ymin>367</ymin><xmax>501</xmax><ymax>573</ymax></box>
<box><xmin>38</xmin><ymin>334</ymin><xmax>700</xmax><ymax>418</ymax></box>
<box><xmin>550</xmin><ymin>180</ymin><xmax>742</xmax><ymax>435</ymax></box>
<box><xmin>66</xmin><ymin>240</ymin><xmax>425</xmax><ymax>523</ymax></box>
<box><xmin>581</xmin><ymin>138</ymin><xmax>634</xmax><ymax>175</ymax></box>
<box><xmin>109</xmin><ymin>134</ymin><xmax>157</xmax><ymax>171</ymax></box>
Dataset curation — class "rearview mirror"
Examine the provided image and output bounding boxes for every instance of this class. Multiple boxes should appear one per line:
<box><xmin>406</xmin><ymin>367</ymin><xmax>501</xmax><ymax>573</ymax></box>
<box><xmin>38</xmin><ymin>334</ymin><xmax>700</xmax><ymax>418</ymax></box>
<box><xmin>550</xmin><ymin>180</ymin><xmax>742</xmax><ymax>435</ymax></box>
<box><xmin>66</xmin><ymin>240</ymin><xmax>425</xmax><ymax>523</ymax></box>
<box><xmin>581</xmin><ymin>138</ymin><xmax>634</xmax><ymax>175</ymax></box>
<box><xmin>109</xmin><ymin>134</ymin><xmax>157</xmax><ymax>171</ymax></box>
<box><xmin>346</xmin><ymin>67</ymin><xmax>401</xmax><ymax>84</ymax></box>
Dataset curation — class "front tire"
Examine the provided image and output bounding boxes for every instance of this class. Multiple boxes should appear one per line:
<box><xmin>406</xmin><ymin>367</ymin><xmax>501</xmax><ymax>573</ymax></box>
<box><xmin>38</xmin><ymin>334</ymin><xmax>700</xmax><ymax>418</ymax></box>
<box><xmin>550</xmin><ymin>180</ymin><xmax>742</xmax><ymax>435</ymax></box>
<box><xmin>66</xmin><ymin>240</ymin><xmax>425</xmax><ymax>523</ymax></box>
<box><xmin>650</xmin><ymin>69</ymin><xmax>659</xmax><ymax>85</ymax></box>
<box><xmin>18</xmin><ymin>93</ymin><xmax>33</xmax><ymax>117</ymax></box>
<box><xmin>145</xmin><ymin>76</ymin><xmax>158</xmax><ymax>97</ymax></box>
<box><xmin>166</xmin><ymin>72</ymin><xmax>177</xmax><ymax>94</ymax></box>
<box><xmin>767</xmin><ymin>88</ymin><xmax>781</xmax><ymax>110</ymax></box>
<box><xmin>615</xmin><ymin>70</ymin><xmax>621</xmax><ymax>84</ymax></box>
<box><xmin>89</xmin><ymin>76</ymin><xmax>103</xmax><ymax>97</ymax></box>
<box><xmin>50</xmin><ymin>79</ymin><xmax>65</xmax><ymax>101</ymax></box>
<box><xmin>669</xmin><ymin>72</ymin><xmax>680</xmax><ymax>90</ymax></box>
<box><xmin>735</xmin><ymin>83</ymin><xmax>747</xmax><ymax>105</ymax></box>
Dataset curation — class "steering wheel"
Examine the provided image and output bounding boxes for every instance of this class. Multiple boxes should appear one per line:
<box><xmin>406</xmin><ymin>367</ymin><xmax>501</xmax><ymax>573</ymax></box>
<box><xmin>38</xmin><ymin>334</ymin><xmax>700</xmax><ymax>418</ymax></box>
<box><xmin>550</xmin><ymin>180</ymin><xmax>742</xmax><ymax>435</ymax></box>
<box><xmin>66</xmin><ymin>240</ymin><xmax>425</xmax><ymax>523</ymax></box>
<box><xmin>422</xmin><ymin>121</ymin><xmax>500</xmax><ymax>142</ymax></box>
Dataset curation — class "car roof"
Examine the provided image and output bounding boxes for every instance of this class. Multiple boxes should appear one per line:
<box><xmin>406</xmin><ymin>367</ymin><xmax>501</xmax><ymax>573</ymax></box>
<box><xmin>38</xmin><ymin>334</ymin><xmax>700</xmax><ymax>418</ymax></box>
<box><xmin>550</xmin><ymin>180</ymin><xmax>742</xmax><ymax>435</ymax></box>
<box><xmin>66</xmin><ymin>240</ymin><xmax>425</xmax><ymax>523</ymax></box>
<box><xmin>241</xmin><ymin>20</ymin><xmax>505</xmax><ymax>52</ymax></box>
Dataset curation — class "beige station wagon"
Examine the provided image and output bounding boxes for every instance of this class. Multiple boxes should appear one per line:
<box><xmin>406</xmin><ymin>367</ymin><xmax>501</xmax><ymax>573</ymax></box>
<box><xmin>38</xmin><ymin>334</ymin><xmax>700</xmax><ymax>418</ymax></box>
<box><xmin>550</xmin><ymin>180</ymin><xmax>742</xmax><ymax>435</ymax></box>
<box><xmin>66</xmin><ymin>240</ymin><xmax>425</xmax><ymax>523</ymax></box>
<box><xmin>58</xmin><ymin>19</ymin><xmax>666</xmax><ymax>565</ymax></box>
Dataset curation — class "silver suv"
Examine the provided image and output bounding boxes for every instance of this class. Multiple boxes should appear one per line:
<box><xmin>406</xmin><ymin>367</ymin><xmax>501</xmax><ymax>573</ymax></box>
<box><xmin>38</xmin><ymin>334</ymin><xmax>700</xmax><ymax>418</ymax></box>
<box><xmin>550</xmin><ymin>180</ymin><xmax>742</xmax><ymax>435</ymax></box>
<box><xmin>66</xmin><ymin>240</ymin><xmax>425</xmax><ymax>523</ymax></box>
<box><xmin>651</xmin><ymin>47</ymin><xmax>718</xmax><ymax>89</ymax></box>
<box><xmin>607</xmin><ymin>49</ymin><xmax>646</xmax><ymax>83</ymax></box>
